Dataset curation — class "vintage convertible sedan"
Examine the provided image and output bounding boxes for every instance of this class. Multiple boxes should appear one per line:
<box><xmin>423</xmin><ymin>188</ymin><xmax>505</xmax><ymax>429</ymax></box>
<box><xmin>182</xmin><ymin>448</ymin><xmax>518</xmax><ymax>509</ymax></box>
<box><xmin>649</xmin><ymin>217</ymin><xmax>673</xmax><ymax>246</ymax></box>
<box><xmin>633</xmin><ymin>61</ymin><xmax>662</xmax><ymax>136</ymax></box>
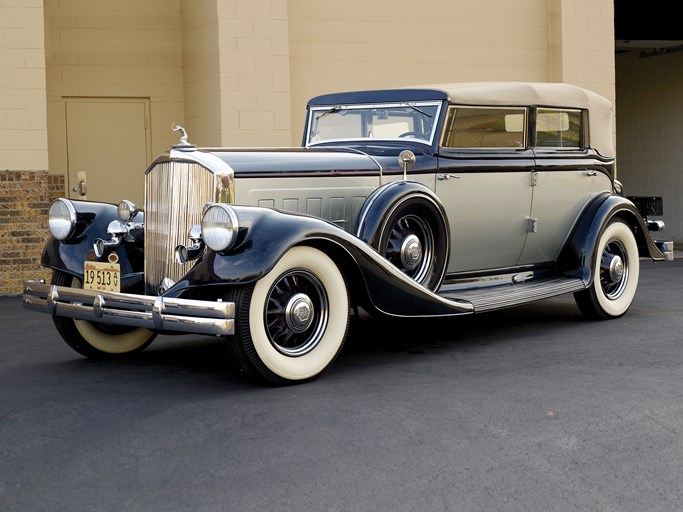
<box><xmin>23</xmin><ymin>82</ymin><xmax>674</xmax><ymax>384</ymax></box>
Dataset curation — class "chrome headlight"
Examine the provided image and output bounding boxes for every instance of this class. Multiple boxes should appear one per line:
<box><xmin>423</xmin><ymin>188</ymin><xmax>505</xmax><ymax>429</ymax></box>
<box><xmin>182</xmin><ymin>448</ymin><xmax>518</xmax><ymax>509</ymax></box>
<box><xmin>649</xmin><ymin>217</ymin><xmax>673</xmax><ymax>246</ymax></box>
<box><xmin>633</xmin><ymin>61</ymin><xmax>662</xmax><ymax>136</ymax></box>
<box><xmin>117</xmin><ymin>199</ymin><xmax>138</xmax><ymax>222</ymax></box>
<box><xmin>48</xmin><ymin>198</ymin><xmax>77</xmax><ymax>241</ymax></box>
<box><xmin>201</xmin><ymin>204</ymin><xmax>239</xmax><ymax>252</ymax></box>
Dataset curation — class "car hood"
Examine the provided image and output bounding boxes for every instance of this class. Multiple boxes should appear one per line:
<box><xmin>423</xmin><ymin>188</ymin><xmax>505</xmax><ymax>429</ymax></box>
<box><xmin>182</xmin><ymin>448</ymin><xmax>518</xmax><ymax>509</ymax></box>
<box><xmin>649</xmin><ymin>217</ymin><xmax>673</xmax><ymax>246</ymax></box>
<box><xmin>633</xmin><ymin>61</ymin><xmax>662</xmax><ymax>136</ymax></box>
<box><xmin>207</xmin><ymin>147</ymin><xmax>382</xmax><ymax>177</ymax></box>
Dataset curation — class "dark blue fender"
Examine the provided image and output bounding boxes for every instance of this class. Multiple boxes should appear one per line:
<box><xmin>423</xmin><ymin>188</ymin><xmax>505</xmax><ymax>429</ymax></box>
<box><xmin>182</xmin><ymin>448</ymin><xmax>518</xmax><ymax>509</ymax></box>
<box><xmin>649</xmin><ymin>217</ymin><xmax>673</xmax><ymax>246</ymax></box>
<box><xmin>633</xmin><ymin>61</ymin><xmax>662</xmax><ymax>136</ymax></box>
<box><xmin>40</xmin><ymin>200</ymin><xmax>144</xmax><ymax>280</ymax></box>
<box><xmin>558</xmin><ymin>193</ymin><xmax>665</xmax><ymax>284</ymax></box>
<box><xmin>354</xmin><ymin>180</ymin><xmax>449</xmax><ymax>246</ymax></box>
<box><xmin>167</xmin><ymin>205</ymin><xmax>471</xmax><ymax>318</ymax></box>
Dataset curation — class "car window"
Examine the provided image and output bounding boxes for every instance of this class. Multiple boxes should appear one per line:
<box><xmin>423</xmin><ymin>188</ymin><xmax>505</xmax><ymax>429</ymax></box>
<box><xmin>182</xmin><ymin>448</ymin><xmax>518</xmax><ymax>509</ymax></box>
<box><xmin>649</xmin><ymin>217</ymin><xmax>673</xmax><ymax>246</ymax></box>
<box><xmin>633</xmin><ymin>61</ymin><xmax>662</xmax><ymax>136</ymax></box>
<box><xmin>534</xmin><ymin>108</ymin><xmax>582</xmax><ymax>148</ymax></box>
<box><xmin>442</xmin><ymin>106</ymin><xmax>526</xmax><ymax>149</ymax></box>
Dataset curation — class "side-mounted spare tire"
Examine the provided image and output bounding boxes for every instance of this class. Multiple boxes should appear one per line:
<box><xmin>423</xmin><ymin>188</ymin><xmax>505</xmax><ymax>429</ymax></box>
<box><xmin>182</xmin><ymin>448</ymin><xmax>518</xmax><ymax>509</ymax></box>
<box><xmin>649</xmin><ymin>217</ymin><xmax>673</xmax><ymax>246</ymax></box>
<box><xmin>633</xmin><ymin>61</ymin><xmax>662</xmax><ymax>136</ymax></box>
<box><xmin>356</xmin><ymin>182</ymin><xmax>449</xmax><ymax>292</ymax></box>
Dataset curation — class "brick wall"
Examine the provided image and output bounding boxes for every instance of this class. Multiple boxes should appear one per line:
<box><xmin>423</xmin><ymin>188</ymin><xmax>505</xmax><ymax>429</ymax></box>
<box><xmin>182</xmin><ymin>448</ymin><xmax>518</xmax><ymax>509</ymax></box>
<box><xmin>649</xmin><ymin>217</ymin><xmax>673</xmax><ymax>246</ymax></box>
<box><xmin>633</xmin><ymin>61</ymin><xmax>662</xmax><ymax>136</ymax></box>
<box><xmin>0</xmin><ymin>172</ymin><xmax>64</xmax><ymax>296</ymax></box>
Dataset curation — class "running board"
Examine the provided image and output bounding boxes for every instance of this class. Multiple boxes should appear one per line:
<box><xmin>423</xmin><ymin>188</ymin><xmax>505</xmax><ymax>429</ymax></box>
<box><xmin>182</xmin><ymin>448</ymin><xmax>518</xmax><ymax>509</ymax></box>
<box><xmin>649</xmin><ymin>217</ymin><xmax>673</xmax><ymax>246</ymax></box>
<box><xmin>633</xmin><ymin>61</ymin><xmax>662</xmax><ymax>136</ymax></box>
<box><xmin>438</xmin><ymin>277</ymin><xmax>586</xmax><ymax>313</ymax></box>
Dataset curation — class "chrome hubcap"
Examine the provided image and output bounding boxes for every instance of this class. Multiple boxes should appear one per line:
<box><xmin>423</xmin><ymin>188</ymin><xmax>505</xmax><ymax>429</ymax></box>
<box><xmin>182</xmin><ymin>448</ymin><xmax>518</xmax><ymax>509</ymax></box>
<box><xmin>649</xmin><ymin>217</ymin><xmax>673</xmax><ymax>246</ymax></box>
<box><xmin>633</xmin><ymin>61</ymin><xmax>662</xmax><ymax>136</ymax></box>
<box><xmin>600</xmin><ymin>239</ymin><xmax>629</xmax><ymax>300</ymax></box>
<box><xmin>400</xmin><ymin>234</ymin><xmax>423</xmax><ymax>270</ymax></box>
<box><xmin>608</xmin><ymin>255</ymin><xmax>624</xmax><ymax>283</ymax></box>
<box><xmin>265</xmin><ymin>270</ymin><xmax>329</xmax><ymax>357</ymax></box>
<box><xmin>385</xmin><ymin>214</ymin><xmax>434</xmax><ymax>285</ymax></box>
<box><xmin>284</xmin><ymin>293</ymin><xmax>315</xmax><ymax>333</ymax></box>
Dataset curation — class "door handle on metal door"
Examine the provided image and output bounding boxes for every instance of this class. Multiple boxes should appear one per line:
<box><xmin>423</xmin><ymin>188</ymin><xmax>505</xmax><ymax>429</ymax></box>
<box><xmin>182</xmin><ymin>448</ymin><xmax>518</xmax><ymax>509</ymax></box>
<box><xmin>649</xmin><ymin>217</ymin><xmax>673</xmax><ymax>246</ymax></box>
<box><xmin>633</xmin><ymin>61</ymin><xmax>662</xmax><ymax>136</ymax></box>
<box><xmin>585</xmin><ymin>170</ymin><xmax>597</xmax><ymax>177</ymax></box>
<box><xmin>437</xmin><ymin>173</ymin><xmax>461</xmax><ymax>180</ymax></box>
<box><xmin>71</xmin><ymin>180</ymin><xmax>87</xmax><ymax>196</ymax></box>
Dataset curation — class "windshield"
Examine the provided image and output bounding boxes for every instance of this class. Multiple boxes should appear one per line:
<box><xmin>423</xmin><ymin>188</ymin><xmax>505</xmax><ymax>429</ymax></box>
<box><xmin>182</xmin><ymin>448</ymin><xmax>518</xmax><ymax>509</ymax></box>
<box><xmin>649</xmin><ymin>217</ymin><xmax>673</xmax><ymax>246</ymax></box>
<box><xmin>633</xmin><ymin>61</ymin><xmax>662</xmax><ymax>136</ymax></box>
<box><xmin>306</xmin><ymin>101</ymin><xmax>442</xmax><ymax>146</ymax></box>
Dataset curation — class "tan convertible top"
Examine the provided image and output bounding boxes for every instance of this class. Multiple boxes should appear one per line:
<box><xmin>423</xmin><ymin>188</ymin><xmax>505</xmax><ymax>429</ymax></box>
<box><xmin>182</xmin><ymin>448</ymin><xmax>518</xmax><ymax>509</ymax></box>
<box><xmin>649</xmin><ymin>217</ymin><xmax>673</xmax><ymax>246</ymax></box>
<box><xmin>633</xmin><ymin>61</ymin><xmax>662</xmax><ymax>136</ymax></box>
<box><xmin>414</xmin><ymin>82</ymin><xmax>614</xmax><ymax>157</ymax></box>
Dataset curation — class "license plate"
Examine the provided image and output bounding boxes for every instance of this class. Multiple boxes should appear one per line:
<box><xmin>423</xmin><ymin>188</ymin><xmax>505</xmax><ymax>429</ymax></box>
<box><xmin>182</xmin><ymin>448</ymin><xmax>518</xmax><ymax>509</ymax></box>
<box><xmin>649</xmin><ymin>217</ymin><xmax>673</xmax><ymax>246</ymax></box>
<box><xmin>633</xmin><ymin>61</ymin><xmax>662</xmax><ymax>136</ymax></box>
<box><xmin>83</xmin><ymin>261</ymin><xmax>121</xmax><ymax>292</ymax></box>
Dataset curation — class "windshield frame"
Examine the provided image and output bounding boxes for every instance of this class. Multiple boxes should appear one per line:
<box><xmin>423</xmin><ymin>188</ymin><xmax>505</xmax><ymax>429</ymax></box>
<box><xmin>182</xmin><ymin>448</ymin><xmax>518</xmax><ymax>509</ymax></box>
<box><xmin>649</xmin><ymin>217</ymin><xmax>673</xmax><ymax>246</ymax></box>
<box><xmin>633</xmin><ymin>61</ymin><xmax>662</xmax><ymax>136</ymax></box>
<box><xmin>305</xmin><ymin>101</ymin><xmax>444</xmax><ymax>147</ymax></box>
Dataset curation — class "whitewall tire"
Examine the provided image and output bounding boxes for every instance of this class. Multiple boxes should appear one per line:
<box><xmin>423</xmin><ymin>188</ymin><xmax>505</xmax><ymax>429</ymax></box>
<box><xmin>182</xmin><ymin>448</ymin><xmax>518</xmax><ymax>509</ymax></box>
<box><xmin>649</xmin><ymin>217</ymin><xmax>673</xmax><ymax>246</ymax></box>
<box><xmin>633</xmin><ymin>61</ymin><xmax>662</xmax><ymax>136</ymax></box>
<box><xmin>574</xmin><ymin>220</ymin><xmax>640</xmax><ymax>320</ymax></box>
<box><xmin>228</xmin><ymin>246</ymin><xmax>350</xmax><ymax>384</ymax></box>
<box><xmin>51</xmin><ymin>271</ymin><xmax>156</xmax><ymax>357</ymax></box>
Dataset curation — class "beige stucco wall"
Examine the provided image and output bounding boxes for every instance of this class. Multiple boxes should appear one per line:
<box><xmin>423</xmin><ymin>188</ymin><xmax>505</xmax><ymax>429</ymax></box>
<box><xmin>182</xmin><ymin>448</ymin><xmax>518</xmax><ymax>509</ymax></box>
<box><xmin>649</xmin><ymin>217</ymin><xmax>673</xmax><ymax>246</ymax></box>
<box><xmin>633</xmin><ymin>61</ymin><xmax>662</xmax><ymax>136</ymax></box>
<box><xmin>0</xmin><ymin>1</ymin><xmax>48</xmax><ymax>170</ymax></box>
<box><xmin>615</xmin><ymin>51</ymin><xmax>683</xmax><ymax>243</ymax></box>
<box><xmin>44</xmin><ymin>0</ymin><xmax>185</xmax><ymax>176</ymax></box>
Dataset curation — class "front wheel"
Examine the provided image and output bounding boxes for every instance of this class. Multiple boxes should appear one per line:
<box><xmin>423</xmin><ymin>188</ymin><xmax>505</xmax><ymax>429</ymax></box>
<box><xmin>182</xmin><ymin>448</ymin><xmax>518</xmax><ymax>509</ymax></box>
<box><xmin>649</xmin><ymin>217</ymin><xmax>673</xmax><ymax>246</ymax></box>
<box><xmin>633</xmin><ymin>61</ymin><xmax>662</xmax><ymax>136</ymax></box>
<box><xmin>574</xmin><ymin>219</ymin><xmax>640</xmax><ymax>320</ymax></box>
<box><xmin>51</xmin><ymin>271</ymin><xmax>156</xmax><ymax>357</ymax></box>
<box><xmin>227</xmin><ymin>246</ymin><xmax>350</xmax><ymax>385</ymax></box>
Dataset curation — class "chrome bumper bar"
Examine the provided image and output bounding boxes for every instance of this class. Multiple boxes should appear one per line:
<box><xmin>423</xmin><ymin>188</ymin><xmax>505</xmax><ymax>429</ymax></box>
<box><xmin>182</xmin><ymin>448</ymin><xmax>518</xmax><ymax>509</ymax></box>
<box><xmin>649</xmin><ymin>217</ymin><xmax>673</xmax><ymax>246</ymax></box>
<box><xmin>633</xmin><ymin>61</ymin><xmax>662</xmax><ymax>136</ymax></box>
<box><xmin>22</xmin><ymin>280</ymin><xmax>235</xmax><ymax>336</ymax></box>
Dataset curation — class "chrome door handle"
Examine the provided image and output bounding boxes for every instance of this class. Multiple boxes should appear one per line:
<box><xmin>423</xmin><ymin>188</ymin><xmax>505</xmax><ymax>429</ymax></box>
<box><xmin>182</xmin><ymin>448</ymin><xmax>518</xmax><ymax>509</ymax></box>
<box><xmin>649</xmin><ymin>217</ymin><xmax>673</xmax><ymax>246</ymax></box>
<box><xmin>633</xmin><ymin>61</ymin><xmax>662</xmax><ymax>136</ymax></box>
<box><xmin>437</xmin><ymin>173</ymin><xmax>461</xmax><ymax>180</ymax></box>
<box><xmin>585</xmin><ymin>170</ymin><xmax>597</xmax><ymax>177</ymax></box>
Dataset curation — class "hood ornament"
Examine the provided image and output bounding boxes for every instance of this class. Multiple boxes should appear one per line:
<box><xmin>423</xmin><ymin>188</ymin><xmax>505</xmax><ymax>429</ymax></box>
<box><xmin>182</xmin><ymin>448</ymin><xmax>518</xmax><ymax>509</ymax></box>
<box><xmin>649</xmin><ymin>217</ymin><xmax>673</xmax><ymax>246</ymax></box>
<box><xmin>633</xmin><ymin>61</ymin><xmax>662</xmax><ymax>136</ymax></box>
<box><xmin>171</xmin><ymin>124</ymin><xmax>196</xmax><ymax>151</ymax></box>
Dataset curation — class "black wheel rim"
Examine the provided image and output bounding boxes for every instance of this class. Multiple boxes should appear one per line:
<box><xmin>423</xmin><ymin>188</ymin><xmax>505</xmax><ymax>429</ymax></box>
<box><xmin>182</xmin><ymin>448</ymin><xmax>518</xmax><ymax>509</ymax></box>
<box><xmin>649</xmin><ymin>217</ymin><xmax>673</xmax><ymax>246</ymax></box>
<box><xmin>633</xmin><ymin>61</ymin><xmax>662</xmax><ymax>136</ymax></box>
<box><xmin>384</xmin><ymin>214</ymin><xmax>434</xmax><ymax>284</ymax></box>
<box><xmin>599</xmin><ymin>238</ymin><xmax>629</xmax><ymax>300</ymax></box>
<box><xmin>264</xmin><ymin>269</ymin><xmax>329</xmax><ymax>356</ymax></box>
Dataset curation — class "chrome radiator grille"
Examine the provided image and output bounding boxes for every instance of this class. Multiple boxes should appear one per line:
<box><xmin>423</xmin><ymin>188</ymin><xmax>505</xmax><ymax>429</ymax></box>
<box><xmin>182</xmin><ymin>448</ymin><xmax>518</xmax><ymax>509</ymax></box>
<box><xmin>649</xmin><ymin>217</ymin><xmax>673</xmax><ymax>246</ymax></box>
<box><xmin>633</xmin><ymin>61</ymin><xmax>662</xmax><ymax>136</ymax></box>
<box><xmin>144</xmin><ymin>161</ymin><xmax>216</xmax><ymax>294</ymax></box>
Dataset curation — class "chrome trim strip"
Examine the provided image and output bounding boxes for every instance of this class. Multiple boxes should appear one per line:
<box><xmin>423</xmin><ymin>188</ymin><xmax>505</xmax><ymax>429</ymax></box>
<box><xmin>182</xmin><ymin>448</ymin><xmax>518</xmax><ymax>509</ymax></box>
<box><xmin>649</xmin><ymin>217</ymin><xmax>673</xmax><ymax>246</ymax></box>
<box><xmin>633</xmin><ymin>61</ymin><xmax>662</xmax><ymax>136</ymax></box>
<box><xmin>23</xmin><ymin>280</ymin><xmax>235</xmax><ymax>336</ymax></box>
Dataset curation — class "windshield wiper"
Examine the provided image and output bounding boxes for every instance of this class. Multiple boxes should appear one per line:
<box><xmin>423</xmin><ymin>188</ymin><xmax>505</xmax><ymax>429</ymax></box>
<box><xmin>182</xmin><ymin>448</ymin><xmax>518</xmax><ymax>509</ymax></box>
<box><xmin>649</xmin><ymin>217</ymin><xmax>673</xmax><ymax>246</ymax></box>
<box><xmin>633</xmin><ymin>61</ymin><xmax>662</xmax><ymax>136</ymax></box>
<box><xmin>315</xmin><ymin>106</ymin><xmax>341</xmax><ymax>120</ymax></box>
<box><xmin>409</xmin><ymin>105</ymin><xmax>432</xmax><ymax>118</ymax></box>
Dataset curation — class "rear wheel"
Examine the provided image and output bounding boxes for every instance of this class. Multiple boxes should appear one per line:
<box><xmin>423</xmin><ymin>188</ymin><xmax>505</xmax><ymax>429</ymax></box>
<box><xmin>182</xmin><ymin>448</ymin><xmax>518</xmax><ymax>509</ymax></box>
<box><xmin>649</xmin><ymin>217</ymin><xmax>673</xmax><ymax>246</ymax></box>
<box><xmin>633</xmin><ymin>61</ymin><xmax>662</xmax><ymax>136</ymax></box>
<box><xmin>51</xmin><ymin>270</ymin><xmax>156</xmax><ymax>357</ymax></box>
<box><xmin>574</xmin><ymin>219</ymin><xmax>640</xmax><ymax>320</ymax></box>
<box><xmin>226</xmin><ymin>246</ymin><xmax>350</xmax><ymax>385</ymax></box>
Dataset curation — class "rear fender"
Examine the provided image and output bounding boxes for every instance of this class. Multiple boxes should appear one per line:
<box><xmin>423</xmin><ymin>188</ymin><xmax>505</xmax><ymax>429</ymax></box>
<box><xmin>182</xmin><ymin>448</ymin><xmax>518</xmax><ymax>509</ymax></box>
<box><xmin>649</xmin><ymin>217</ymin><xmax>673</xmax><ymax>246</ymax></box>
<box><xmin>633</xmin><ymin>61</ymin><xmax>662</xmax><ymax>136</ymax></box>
<box><xmin>558</xmin><ymin>193</ymin><xmax>665</xmax><ymax>285</ymax></box>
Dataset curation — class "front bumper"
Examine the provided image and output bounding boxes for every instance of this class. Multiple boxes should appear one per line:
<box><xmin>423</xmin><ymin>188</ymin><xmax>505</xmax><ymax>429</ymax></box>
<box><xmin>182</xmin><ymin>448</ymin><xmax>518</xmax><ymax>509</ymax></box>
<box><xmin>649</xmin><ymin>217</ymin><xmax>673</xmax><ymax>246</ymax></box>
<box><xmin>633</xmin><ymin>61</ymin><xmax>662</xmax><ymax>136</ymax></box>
<box><xmin>22</xmin><ymin>280</ymin><xmax>235</xmax><ymax>336</ymax></box>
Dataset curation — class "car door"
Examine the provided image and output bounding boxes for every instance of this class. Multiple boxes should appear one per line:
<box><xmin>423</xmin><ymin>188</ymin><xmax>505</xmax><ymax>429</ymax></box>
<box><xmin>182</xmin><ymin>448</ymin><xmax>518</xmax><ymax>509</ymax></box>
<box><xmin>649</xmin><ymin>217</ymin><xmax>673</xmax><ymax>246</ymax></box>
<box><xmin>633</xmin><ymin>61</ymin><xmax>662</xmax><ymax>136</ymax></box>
<box><xmin>436</xmin><ymin>105</ymin><xmax>534</xmax><ymax>273</ymax></box>
<box><xmin>517</xmin><ymin>108</ymin><xmax>599</xmax><ymax>265</ymax></box>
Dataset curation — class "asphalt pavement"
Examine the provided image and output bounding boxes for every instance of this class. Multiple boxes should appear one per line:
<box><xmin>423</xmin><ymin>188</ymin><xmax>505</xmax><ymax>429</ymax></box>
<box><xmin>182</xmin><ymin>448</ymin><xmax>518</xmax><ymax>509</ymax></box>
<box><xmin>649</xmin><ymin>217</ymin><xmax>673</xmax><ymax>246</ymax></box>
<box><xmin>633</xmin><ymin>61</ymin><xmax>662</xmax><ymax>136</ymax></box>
<box><xmin>1</xmin><ymin>258</ymin><xmax>682</xmax><ymax>512</ymax></box>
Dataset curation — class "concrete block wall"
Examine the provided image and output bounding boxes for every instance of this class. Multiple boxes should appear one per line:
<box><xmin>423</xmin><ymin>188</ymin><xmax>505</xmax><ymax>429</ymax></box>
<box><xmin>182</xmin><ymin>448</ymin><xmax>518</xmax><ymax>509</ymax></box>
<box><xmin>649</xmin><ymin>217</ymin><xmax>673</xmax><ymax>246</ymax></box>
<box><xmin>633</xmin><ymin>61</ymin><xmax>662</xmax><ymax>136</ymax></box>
<box><xmin>44</xmin><ymin>0</ymin><xmax>186</xmax><ymax>175</ymax></box>
<box><xmin>0</xmin><ymin>1</ymin><xmax>48</xmax><ymax>170</ymax></box>
<box><xmin>180</xmin><ymin>0</ymin><xmax>221</xmax><ymax>145</ymax></box>
<box><xmin>0</xmin><ymin>2</ymin><xmax>50</xmax><ymax>296</ymax></box>
<box><xmin>551</xmin><ymin>0</ymin><xmax>615</xmax><ymax>104</ymax></box>
<box><xmin>215</xmin><ymin>0</ymin><xmax>292</xmax><ymax>147</ymax></box>
<box><xmin>287</xmin><ymin>0</ymin><xmax>616</xmax><ymax>142</ymax></box>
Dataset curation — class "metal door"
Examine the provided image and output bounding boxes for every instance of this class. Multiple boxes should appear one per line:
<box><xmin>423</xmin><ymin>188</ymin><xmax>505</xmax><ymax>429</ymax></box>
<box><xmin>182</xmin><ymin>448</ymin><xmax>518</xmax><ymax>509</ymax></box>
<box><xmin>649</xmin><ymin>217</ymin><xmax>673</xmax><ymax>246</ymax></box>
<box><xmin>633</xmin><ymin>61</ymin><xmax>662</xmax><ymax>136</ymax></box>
<box><xmin>65</xmin><ymin>98</ymin><xmax>151</xmax><ymax>206</ymax></box>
